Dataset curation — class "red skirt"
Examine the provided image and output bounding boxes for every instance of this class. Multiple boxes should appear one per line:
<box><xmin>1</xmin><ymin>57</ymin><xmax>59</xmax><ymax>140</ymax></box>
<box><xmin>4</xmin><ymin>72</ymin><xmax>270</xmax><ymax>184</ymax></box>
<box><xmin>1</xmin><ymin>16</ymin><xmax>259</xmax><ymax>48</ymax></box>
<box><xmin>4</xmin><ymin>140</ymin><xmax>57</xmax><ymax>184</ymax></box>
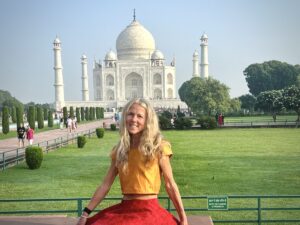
<box><xmin>86</xmin><ymin>198</ymin><xmax>179</xmax><ymax>225</ymax></box>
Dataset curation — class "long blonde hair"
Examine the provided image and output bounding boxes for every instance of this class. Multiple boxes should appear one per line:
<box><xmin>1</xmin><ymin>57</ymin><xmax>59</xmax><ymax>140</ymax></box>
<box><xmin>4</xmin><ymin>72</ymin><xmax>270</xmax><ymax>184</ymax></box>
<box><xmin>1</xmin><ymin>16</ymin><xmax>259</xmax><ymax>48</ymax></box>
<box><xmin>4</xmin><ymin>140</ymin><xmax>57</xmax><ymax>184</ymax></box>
<box><xmin>115</xmin><ymin>98</ymin><xmax>162</xmax><ymax>172</ymax></box>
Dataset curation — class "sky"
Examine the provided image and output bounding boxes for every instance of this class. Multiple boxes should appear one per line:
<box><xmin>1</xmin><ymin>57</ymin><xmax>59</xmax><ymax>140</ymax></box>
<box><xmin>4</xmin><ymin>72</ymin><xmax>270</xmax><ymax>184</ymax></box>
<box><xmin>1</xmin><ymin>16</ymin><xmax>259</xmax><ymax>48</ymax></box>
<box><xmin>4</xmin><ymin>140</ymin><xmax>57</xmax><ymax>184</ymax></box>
<box><xmin>0</xmin><ymin>0</ymin><xmax>299</xmax><ymax>104</ymax></box>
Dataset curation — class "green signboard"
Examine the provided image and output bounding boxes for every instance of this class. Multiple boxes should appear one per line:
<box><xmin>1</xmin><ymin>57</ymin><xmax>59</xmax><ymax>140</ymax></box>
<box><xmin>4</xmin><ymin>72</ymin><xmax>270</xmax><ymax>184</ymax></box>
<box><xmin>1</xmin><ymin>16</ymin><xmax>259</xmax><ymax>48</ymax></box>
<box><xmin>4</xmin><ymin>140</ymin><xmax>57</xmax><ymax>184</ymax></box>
<box><xmin>207</xmin><ymin>196</ymin><xmax>228</xmax><ymax>210</ymax></box>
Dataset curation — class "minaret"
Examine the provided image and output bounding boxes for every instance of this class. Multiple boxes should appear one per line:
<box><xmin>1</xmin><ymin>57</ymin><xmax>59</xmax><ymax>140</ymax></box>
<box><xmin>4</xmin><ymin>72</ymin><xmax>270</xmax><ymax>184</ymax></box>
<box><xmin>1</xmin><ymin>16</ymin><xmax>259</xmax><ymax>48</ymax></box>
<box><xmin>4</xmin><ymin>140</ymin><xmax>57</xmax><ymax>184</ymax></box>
<box><xmin>53</xmin><ymin>37</ymin><xmax>65</xmax><ymax>111</ymax></box>
<box><xmin>200</xmin><ymin>33</ymin><xmax>209</xmax><ymax>78</ymax></box>
<box><xmin>81</xmin><ymin>54</ymin><xmax>89</xmax><ymax>101</ymax></box>
<box><xmin>192</xmin><ymin>50</ymin><xmax>199</xmax><ymax>77</ymax></box>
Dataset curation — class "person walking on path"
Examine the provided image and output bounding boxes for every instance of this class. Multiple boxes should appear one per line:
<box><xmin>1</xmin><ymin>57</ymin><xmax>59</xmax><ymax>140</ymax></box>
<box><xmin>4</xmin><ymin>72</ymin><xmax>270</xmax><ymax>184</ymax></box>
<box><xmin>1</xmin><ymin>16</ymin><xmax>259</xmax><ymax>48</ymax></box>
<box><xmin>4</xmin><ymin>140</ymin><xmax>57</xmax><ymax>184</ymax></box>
<box><xmin>77</xmin><ymin>98</ymin><xmax>188</xmax><ymax>225</ymax></box>
<box><xmin>26</xmin><ymin>126</ymin><xmax>34</xmax><ymax>145</ymax></box>
<box><xmin>17</xmin><ymin>124</ymin><xmax>26</xmax><ymax>147</ymax></box>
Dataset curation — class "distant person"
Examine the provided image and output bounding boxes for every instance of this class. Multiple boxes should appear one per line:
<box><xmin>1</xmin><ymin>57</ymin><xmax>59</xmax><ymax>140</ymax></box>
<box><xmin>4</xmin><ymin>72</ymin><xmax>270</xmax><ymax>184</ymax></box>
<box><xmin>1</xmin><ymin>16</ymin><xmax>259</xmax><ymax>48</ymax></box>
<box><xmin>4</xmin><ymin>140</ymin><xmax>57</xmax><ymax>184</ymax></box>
<box><xmin>218</xmin><ymin>113</ymin><xmax>223</xmax><ymax>127</ymax></box>
<box><xmin>76</xmin><ymin>98</ymin><xmax>187</xmax><ymax>225</ymax></box>
<box><xmin>26</xmin><ymin>125</ymin><xmax>34</xmax><ymax>145</ymax></box>
<box><xmin>17</xmin><ymin>124</ymin><xmax>26</xmax><ymax>147</ymax></box>
<box><xmin>67</xmin><ymin>116</ymin><xmax>72</xmax><ymax>133</ymax></box>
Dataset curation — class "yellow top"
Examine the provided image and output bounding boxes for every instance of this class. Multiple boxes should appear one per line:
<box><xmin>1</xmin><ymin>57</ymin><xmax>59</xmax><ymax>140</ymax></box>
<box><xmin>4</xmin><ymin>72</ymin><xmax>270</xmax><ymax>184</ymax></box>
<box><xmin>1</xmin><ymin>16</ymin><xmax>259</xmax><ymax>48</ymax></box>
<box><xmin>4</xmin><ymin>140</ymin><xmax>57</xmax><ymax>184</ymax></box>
<box><xmin>111</xmin><ymin>141</ymin><xmax>173</xmax><ymax>194</ymax></box>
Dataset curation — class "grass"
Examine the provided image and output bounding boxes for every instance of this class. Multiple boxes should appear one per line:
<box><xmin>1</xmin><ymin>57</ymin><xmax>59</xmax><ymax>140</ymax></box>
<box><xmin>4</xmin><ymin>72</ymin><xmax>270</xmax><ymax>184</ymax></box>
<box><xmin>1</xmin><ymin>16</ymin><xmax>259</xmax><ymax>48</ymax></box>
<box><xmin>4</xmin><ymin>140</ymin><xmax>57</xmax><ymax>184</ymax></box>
<box><xmin>0</xmin><ymin>128</ymin><xmax>300</xmax><ymax>223</ymax></box>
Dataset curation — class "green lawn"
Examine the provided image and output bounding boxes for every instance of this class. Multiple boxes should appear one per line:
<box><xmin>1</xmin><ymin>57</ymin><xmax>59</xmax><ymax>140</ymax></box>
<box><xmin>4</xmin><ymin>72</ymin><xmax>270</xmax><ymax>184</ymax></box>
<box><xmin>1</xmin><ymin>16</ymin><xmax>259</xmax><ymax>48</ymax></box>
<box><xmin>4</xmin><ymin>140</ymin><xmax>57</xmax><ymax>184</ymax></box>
<box><xmin>1</xmin><ymin>128</ymin><xmax>299</xmax><ymax>223</ymax></box>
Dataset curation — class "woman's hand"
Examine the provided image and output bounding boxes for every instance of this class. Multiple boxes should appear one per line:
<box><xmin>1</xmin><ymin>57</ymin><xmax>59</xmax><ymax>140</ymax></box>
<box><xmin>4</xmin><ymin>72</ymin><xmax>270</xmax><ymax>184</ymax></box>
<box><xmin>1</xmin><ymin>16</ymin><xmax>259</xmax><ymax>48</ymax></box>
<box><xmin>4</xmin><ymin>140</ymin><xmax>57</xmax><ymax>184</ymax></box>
<box><xmin>76</xmin><ymin>216</ymin><xmax>88</xmax><ymax>225</ymax></box>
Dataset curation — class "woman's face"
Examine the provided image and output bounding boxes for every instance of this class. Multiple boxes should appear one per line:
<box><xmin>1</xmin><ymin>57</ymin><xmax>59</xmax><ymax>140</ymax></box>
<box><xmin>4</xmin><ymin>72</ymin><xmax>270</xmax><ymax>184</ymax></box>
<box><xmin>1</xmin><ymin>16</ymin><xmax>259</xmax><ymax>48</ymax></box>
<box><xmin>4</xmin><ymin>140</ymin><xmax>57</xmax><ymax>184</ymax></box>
<box><xmin>126</xmin><ymin>103</ymin><xmax>147</xmax><ymax>136</ymax></box>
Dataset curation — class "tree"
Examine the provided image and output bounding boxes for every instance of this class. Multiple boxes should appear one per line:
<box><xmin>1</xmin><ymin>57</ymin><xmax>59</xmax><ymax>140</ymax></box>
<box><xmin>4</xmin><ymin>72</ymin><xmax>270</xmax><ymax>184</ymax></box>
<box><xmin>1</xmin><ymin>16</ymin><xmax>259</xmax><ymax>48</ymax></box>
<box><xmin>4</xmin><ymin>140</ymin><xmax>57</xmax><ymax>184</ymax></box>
<box><xmin>28</xmin><ymin>106</ymin><xmax>36</xmax><ymax>129</ymax></box>
<box><xmin>256</xmin><ymin>90</ymin><xmax>284</xmax><ymax>120</ymax></box>
<box><xmin>229</xmin><ymin>98</ymin><xmax>241</xmax><ymax>113</ymax></box>
<box><xmin>81</xmin><ymin>107</ymin><xmax>85</xmax><ymax>121</ymax></box>
<box><xmin>37</xmin><ymin>107</ymin><xmax>44</xmax><ymax>129</ymax></box>
<box><xmin>238</xmin><ymin>94</ymin><xmax>257</xmax><ymax>113</ymax></box>
<box><xmin>16</xmin><ymin>106</ymin><xmax>24</xmax><ymax>128</ymax></box>
<box><xmin>178</xmin><ymin>77</ymin><xmax>231</xmax><ymax>115</ymax></box>
<box><xmin>11</xmin><ymin>106</ymin><xmax>17</xmax><ymax>123</ymax></box>
<box><xmin>76</xmin><ymin>107</ymin><xmax>81</xmax><ymax>123</ymax></box>
<box><xmin>70</xmin><ymin>106</ymin><xmax>74</xmax><ymax>118</ymax></box>
<box><xmin>2</xmin><ymin>106</ymin><xmax>10</xmax><ymax>134</ymax></box>
<box><xmin>48</xmin><ymin>110</ymin><xmax>53</xmax><ymax>127</ymax></box>
<box><xmin>282</xmin><ymin>85</ymin><xmax>300</xmax><ymax>121</ymax></box>
<box><xmin>244</xmin><ymin>61</ymin><xmax>299</xmax><ymax>96</ymax></box>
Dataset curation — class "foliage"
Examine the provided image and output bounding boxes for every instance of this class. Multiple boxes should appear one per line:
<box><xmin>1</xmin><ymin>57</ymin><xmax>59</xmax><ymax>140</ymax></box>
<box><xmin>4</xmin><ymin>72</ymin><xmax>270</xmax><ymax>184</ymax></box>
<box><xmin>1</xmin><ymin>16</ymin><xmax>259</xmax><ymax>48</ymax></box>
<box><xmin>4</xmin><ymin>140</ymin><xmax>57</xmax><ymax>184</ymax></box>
<box><xmin>11</xmin><ymin>106</ymin><xmax>17</xmax><ymax>123</ymax></box>
<box><xmin>256</xmin><ymin>90</ymin><xmax>284</xmax><ymax>115</ymax></box>
<box><xmin>243</xmin><ymin>60</ymin><xmax>299</xmax><ymax>96</ymax></box>
<box><xmin>63</xmin><ymin>107</ymin><xmax>68</xmax><ymax>124</ymax></box>
<box><xmin>70</xmin><ymin>106</ymin><xmax>74</xmax><ymax>118</ymax></box>
<box><xmin>174</xmin><ymin>117</ymin><xmax>192</xmax><ymax>130</ymax></box>
<box><xmin>0</xmin><ymin>90</ymin><xmax>24</xmax><ymax>111</ymax></box>
<box><xmin>85</xmin><ymin>107</ymin><xmax>89</xmax><ymax>121</ymax></box>
<box><xmin>239</xmin><ymin>94</ymin><xmax>257</xmax><ymax>112</ymax></box>
<box><xmin>76</xmin><ymin>108</ymin><xmax>81</xmax><ymax>123</ymax></box>
<box><xmin>282</xmin><ymin>85</ymin><xmax>300</xmax><ymax>121</ymax></box>
<box><xmin>1</xmin><ymin>106</ymin><xmax>10</xmax><ymax>134</ymax></box>
<box><xmin>28</xmin><ymin>106</ymin><xmax>35</xmax><ymax>129</ymax></box>
<box><xmin>43</xmin><ymin>108</ymin><xmax>48</xmax><ymax>120</ymax></box>
<box><xmin>37</xmin><ymin>107</ymin><xmax>44</xmax><ymax>129</ymax></box>
<box><xmin>96</xmin><ymin>128</ymin><xmax>105</xmax><ymax>138</ymax></box>
<box><xmin>77</xmin><ymin>135</ymin><xmax>87</xmax><ymax>148</ymax></box>
<box><xmin>48</xmin><ymin>111</ymin><xmax>53</xmax><ymax>127</ymax></box>
<box><xmin>158</xmin><ymin>115</ymin><xmax>172</xmax><ymax>130</ymax></box>
<box><xmin>80</xmin><ymin>107</ymin><xmax>85</xmax><ymax>121</ymax></box>
<box><xmin>16</xmin><ymin>106</ymin><xmax>24</xmax><ymax>128</ymax></box>
<box><xmin>229</xmin><ymin>98</ymin><xmax>241</xmax><ymax>113</ymax></box>
<box><xmin>25</xmin><ymin>146</ymin><xmax>43</xmax><ymax>169</ymax></box>
<box><xmin>197</xmin><ymin>116</ymin><xmax>217</xmax><ymax>129</ymax></box>
<box><xmin>161</xmin><ymin>110</ymin><xmax>173</xmax><ymax>119</ymax></box>
<box><xmin>179</xmin><ymin>77</ymin><xmax>231</xmax><ymax>115</ymax></box>
<box><xmin>110</xmin><ymin>124</ymin><xmax>117</xmax><ymax>131</ymax></box>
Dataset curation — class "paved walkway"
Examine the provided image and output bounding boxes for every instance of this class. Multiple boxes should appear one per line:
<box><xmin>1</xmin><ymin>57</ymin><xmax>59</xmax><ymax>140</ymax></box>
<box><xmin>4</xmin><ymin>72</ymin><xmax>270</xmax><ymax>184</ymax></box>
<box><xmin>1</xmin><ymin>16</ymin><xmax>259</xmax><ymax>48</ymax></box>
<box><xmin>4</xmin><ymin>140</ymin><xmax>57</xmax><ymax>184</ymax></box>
<box><xmin>0</xmin><ymin>119</ymin><xmax>114</xmax><ymax>155</ymax></box>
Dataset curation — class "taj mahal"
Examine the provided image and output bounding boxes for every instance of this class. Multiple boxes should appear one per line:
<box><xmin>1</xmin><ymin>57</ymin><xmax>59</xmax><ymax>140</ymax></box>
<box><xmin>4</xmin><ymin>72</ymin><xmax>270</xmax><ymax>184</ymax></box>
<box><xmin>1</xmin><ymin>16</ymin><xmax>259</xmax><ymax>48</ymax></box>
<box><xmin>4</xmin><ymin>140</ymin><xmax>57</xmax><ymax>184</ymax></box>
<box><xmin>53</xmin><ymin>14</ymin><xmax>209</xmax><ymax>112</ymax></box>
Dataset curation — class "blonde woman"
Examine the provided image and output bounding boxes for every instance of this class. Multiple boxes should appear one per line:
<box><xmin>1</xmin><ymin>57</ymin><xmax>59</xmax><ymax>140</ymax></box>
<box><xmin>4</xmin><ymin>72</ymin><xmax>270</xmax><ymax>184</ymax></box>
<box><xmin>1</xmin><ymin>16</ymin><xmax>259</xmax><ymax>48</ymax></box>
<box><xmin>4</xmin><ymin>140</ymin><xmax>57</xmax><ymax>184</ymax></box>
<box><xmin>77</xmin><ymin>98</ymin><xmax>188</xmax><ymax>225</ymax></box>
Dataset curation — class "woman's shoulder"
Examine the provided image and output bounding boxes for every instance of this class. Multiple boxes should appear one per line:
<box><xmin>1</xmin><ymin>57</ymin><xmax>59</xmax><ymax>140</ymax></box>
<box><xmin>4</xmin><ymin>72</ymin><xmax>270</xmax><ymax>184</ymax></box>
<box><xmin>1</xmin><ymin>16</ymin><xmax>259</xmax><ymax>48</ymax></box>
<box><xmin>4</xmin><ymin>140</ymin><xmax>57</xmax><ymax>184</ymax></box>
<box><xmin>159</xmin><ymin>139</ymin><xmax>172</xmax><ymax>156</ymax></box>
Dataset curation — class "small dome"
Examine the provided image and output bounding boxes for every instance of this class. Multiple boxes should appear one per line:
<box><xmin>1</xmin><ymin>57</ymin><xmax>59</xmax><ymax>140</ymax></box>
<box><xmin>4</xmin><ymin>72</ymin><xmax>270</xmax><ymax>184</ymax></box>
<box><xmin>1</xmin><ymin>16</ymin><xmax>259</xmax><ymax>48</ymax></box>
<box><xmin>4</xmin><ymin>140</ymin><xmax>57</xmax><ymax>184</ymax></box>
<box><xmin>193</xmin><ymin>50</ymin><xmax>199</xmax><ymax>56</ymax></box>
<box><xmin>151</xmin><ymin>50</ymin><xmax>164</xmax><ymax>60</ymax></box>
<box><xmin>105</xmin><ymin>50</ymin><xmax>117</xmax><ymax>61</ymax></box>
<box><xmin>201</xmin><ymin>33</ymin><xmax>208</xmax><ymax>40</ymax></box>
<box><xmin>81</xmin><ymin>54</ymin><xmax>87</xmax><ymax>59</ymax></box>
<box><xmin>53</xmin><ymin>37</ymin><xmax>61</xmax><ymax>44</ymax></box>
<box><xmin>116</xmin><ymin>20</ymin><xmax>155</xmax><ymax>60</ymax></box>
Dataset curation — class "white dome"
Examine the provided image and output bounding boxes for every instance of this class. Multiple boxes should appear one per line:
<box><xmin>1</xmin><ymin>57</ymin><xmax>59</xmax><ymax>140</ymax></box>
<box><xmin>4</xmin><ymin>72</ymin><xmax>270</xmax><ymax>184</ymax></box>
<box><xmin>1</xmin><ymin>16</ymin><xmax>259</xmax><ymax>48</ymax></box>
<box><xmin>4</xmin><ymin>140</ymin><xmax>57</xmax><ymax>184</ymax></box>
<box><xmin>116</xmin><ymin>20</ymin><xmax>155</xmax><ymax>60</ymax></box>
<box><xmin>193</xmin><ymin>50</ymin><xmax>199</xmax><ymax>56</ymax></box>
<box><xmin>53</xmin><ymin>37</ymin><xmax>61</xmax><ymax>44</ymax></box>
<box><xmin>81</xmin><ymin>54</ymin><xmax>87</xmax><ymax>59</ymax></box>
<box><xmin>105</xmin><ymin>50</ymin><xmax>117</xmax><ymax>61</ymax></box>
<box><xmin>201</xmin><ymin>33</ymin><xmax>208</xmax><ymax>39</ymax></box>
<box><xmin>151</xmin><ymin>50</ymin><xmax>164</xmax><ymax>60</ymax></box>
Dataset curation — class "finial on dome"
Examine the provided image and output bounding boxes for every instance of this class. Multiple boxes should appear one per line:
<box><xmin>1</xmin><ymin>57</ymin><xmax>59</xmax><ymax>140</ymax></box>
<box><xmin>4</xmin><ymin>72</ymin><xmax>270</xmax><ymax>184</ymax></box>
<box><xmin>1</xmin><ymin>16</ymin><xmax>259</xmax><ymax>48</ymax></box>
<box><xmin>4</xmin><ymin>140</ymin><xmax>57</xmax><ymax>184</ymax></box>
<box><xmin>133</xmin><ymin>8</ymin><xmax>136</xmax><ymax>21</ymax></box>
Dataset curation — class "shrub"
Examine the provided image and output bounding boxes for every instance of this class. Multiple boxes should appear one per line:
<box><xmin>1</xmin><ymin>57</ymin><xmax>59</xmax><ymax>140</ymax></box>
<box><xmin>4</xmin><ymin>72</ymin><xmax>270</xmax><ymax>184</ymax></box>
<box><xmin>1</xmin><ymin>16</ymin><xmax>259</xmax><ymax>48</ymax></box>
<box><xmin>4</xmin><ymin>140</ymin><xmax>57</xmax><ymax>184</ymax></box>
<box><xmin>25</xmin><ymin>146</ymin><xmax>43</xmax><ymax>169</ymax></box>
<box><xmin>77</xmin><ymin>135</ymin><xmax>87</xmax><ymax>148</ymax></box>
<box><xmin>159</xmin><ymin>115</ymin><xmax>172</xmax><ymax>130</ymax></box>
<box><xmin>174</xmin><ymin>117</ymin><xmax>192</xmax><ymax>130</ymax></box>
<box><xmin>110</xmin><ymin>124</ymin><xmax>117</xmax><ymax>131</ymax></box>
<box><xmin>197</xmin><ymin>116</ymin><xmax>217</xmax><ymax>129</ymax></box>
<box><xmin>96</xmin><ymin>128</ymin><xmax>105</xmax><ymax>138</ymax></box>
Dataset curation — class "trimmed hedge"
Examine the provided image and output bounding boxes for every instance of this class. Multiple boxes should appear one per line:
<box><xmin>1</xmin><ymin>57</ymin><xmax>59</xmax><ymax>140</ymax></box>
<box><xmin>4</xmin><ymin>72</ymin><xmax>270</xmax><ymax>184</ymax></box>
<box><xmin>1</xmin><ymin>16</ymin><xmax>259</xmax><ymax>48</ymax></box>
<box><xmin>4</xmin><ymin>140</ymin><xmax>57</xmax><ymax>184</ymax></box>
<box><xmin>96</xmin><ymin>128</ymin><xmax>105</xmax><ymax>138</ymax></box>
<box><xmin>197</xmin><ymin>116</ymin><xmax>217</xmax><ymax>129</ymax></box>
<box><xmin>110</xmin><ymin>124</ymin><xmax>117</xmax><ymax>131</ymax></box>
<box><xmin>77</xmin><ymin>135</ymin><xmax>87</xmax><ymax>148</ymax></box>
<box><xmin>25</xmin><ymin>146</ymin><xmax>43</xmax><ymax>169</ymax></box>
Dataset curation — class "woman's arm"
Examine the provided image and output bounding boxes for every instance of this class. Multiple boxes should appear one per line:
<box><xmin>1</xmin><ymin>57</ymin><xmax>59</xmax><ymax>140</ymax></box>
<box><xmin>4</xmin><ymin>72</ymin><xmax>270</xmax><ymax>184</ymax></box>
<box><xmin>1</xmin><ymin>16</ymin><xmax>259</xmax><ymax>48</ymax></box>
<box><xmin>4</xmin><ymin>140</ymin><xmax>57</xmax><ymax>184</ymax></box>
<box><xmin>77</xmin><ymin>160</ymin><xmax>118</xmax><ymax>225</ymax></box>
<box><xmin>87</xmin><ymin>160</ymin><xmax>118</xmax><ymax>210</ymax></box>
<box><xmin>159</xmin><ymin>155</ymin><xmax>188</xmax><ymax>225</ymax></box>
